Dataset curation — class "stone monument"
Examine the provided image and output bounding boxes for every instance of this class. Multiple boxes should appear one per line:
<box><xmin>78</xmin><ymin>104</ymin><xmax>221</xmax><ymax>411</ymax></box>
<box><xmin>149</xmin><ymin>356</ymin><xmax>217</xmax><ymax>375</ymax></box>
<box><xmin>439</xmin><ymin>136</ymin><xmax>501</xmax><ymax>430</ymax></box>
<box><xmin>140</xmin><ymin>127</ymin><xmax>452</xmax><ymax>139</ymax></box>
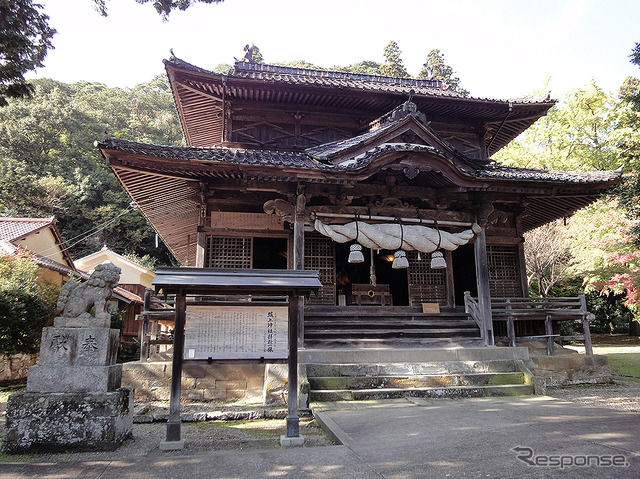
<box><xmin>3</xmin><ymin>263</ymin><xmax>134</xmax><ymax>453</ymax></box>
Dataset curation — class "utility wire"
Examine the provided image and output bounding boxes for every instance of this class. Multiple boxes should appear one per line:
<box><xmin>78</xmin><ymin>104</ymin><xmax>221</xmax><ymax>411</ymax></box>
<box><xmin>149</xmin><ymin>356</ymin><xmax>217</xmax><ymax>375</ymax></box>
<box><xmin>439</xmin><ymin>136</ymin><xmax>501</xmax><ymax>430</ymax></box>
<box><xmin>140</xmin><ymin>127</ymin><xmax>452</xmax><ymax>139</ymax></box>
<box><xmin>33</xmin><ymin>204</ymin><xmax>135</xmax><ymax>260</ymax></box>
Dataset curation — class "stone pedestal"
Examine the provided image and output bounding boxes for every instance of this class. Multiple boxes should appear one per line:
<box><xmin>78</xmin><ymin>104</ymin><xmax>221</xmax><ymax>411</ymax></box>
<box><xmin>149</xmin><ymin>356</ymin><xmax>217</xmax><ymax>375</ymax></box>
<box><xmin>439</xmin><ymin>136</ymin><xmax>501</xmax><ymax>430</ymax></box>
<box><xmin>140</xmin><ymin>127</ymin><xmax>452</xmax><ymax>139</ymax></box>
<box><xmin>4</xmin><ymin>388</ymin><xmax>133</xmax><ymax>453</ymax></box>
<box><xmin>3</xmin><ymin>325</ymin><xmax>134</xmax><ymax>453</ymax></box>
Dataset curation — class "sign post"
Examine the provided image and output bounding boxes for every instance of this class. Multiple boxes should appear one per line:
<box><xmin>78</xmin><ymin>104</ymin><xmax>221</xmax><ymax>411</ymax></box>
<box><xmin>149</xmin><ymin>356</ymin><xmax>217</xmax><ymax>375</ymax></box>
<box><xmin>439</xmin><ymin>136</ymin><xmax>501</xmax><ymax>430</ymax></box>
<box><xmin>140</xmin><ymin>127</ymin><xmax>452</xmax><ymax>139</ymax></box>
<box><xmin>151</xmin><ymin>268</ymin><xmax>321</xmax><ymax>451</ymax></box>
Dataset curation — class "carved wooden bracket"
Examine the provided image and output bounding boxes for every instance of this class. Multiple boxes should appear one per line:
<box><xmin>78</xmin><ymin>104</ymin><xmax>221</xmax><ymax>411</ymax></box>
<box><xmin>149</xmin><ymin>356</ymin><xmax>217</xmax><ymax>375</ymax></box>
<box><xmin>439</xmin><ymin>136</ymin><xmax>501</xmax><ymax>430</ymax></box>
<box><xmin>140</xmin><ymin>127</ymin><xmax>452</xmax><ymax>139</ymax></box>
<box><xmin>476</xmin><ymin>202</ymin><xmax>495</xmax><ymax>226</ymax></box>
<box><xmin>263</xmin><ymin>199</ymin><xmax>295</xmax><ymax>222</ymax></box>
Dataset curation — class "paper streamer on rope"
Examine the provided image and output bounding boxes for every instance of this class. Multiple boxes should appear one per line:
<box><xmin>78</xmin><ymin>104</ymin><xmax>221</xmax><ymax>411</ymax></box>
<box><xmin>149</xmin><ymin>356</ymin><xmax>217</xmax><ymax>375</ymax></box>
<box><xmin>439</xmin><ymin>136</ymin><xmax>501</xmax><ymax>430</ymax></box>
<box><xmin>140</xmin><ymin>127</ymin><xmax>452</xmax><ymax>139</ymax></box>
<box><xmin>314</xmin><ymin>219</ymin><xmax>480</xmax><ymax>252</ymax></box>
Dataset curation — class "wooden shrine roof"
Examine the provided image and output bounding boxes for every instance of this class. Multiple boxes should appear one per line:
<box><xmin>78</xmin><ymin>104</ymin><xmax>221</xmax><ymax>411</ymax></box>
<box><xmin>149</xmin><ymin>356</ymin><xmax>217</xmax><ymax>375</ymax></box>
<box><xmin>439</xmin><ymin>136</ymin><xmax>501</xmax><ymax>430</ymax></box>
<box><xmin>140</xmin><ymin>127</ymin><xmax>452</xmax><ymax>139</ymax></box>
<box><xmin>98</xmin><ymin>136</ymin><xmax>620</xmax><ymax>187</ymax></box>
<box><xmin>98</xmin><ymin>130</ymin><xmax>621</xmax><ymax>265</ymax></box>
<box><xmin>165</xmin><ymin>56</ymin><xmax>555</xmax><ymax>154</ymax></box>
<box><xmin>152</xmin><ymin>267</ymin><xmax>322</xmax><ymax>296</ymax></box>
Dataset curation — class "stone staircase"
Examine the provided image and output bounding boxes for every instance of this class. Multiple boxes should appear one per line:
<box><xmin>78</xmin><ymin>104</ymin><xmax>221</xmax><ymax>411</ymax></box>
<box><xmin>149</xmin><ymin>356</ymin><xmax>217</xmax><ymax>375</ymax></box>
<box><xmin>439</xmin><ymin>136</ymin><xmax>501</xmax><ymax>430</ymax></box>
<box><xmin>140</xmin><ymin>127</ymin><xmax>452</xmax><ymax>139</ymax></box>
<box><xmin>301</xmin><ymin>347</ymin><xmax>535</xmax><ymax>401</ymax></box>
<box><xmin>304</xmin><ymin>306</ymin><xmax>482</xmax><ymax>348</ymax></box>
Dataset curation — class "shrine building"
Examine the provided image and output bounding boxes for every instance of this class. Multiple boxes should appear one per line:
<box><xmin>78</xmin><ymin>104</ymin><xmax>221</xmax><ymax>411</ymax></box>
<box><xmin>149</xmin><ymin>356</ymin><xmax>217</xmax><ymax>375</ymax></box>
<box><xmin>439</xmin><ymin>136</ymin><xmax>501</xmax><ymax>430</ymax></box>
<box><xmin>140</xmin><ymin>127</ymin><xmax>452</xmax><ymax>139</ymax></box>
<box><xmin>97</xmin><ymin>55</ymin><xmax>620</xmax><ymax>353</ymax></box>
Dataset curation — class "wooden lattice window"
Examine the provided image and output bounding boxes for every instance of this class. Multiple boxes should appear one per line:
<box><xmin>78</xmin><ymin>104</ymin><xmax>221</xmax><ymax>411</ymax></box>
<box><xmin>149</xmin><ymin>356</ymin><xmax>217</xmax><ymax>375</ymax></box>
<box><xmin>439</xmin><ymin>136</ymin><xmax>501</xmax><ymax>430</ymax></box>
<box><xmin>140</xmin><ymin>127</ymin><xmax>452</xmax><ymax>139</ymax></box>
<box><xmin>205</xmin><ymin>237</ymin><xmax>252</xmax><ymax>268</ymax></box>
<box><xmin>407</xmin><ymin>251</ymin><xmax>446</xmax><ymax>305</ymax></box>
<box><xmin>304</xmin><ymin>234</ymin><xmax>336</xmax><ymax>305</ymax></box>
<box><xmin>487</xmin><ymin>245</ymin><xmax>521</xmax><ymax>297</ymax></box>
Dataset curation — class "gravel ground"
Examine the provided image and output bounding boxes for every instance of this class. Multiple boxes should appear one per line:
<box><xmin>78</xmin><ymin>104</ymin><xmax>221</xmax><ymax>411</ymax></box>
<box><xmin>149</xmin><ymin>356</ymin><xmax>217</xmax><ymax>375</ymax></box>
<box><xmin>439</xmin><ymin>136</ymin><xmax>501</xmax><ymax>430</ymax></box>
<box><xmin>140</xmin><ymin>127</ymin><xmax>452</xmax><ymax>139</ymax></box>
<box><xmin>0</xmin><ymin>397</ymin><xmax>333</xmax><ymax>463</ymax></box>
<box><xmin>3</xmin><ymin>378</ymin><xmax>640</xmax><ymax>463</ymax></box>
<box><xmin>546</xmin><ymin>377</ymin><xmax>640</xmax><ymax>412</ymax></box>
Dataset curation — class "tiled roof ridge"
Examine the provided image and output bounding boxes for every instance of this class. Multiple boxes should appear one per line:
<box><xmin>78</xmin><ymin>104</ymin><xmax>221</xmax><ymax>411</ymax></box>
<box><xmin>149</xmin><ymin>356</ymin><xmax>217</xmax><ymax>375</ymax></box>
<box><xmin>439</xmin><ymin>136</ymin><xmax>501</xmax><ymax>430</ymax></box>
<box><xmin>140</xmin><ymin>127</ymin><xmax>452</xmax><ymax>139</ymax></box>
<box><xmin>0</xmin><ymin>216</ymin><xmax>55</xmax><ymax>241</ymax></box>
<box><xmin>0</xmin><ymin>216</ymin><xmax>55</xmax><ymax>223</ymax></box>
<box><xmin>98</xmin><ymin>136</ymin><xmax>621</xmax><ymax>184</ymax></box>
<box><xmin>164</xmin><ymin>55</ymin><xmax>554</xmax><ymax>105</ymax></box>
<box><xmin>480</xmin><ymin>163</ymin><xmax>622</xmax><ymax>182</ymax></box>
<box><xmin>233</xmin><ymin>61</ymin><xmax>443</xmax><ymax>89</ymax></box>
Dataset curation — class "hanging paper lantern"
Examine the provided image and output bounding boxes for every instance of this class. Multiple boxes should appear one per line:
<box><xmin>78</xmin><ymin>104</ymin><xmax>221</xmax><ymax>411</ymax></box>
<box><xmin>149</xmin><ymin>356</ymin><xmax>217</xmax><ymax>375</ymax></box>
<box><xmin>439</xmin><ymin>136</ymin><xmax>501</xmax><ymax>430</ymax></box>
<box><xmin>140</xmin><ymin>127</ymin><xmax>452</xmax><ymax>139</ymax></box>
<box><xmin>348</xmin><ymin>243</ymin><xmax>365</xmax><ymax>263</ymax></box>
<box><xmin>430</xmin><ymin>250</ymin><xmax>447</xmax><ymax>269</ymax></box>
<box><xmin>392</xmin><ymin>250</ymin><xmax>409</xmax><ymax>269</ymax></box>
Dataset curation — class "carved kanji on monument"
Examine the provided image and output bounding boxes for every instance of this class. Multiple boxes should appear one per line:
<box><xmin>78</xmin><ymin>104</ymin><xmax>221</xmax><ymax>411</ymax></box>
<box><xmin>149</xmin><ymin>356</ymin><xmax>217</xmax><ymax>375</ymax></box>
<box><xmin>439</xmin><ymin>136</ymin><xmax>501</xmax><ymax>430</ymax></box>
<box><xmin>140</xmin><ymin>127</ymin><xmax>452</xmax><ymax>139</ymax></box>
<box><xmin>3</xmin><ymin>262</ymin><xmax>134</xmax><ymax>453</ymax></box>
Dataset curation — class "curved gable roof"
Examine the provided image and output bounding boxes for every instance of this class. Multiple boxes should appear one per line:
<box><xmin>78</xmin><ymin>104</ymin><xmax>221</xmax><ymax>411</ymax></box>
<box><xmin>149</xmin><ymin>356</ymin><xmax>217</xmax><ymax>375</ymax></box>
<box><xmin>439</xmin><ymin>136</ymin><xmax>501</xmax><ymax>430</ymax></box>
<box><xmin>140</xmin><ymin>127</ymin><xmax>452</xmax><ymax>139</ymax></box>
<box><xmin>165</xmin><ymin>56</ymin><xmax>555</xmax><ymax>154</ymax></box>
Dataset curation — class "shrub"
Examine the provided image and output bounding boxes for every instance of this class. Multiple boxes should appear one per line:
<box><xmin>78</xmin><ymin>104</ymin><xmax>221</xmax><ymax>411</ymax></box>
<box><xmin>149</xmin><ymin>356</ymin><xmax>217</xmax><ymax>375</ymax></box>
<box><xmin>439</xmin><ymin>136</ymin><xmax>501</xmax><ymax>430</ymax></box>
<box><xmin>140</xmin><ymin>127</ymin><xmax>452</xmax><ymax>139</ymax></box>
<box><xmin>0</xmin><ymin>255</ymin><xmax>57</xmax><ymax>355</ymax></box>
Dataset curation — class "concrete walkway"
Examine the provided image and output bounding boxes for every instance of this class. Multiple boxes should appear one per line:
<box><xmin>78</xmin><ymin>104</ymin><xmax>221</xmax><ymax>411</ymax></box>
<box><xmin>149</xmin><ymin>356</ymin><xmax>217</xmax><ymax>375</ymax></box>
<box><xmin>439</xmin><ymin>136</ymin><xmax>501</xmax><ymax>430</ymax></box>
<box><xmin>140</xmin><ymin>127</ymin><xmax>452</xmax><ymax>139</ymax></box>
<box><xmin>3</xmin><ymin>396</ymin><xmax>640</xmax><ymax>478</ymax></box>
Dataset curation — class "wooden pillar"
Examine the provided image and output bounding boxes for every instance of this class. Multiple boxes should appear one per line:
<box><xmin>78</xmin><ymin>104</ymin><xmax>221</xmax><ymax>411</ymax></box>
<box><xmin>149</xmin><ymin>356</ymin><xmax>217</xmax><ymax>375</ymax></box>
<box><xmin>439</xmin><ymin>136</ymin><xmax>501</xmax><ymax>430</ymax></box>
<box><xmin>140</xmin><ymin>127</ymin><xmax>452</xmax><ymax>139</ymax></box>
<box><xmin>545</xmin><ymin>315</ymin><xmax>555</xmax><ymax>356</ymax></box>
<box><xmin>515</xmin><ymin>214</ymin><xmax>529</xmax><ymax>297</ymax></box>
<box><xmin>140</xmin><ymin>289</ymin><xmax>151</xmax><ymax>361</ymax></box>
<box><xmin>163</xmin><ymin>291</ymin><xmax>186</xmax><ymax>449</ymax></box>
<box><xmin>444</xmin><ymin>250</ymin><xmax>455</xmax><ymax>309</ymax></box>
<box><xmin>580</xmin><ymin>294</ymin><xmax>594</xmax><ymax>356</ymax></box>
<box><xmin>474</xmin><ymin>227</ymin><xmax>494</xmax><ymax>346</ymax></box>
<box><xmin>286</xmin><ymin>295</ymin><xmax>300</xmax><ymax>438</ymax></box>
<box><xmin>195</xmin><ymin>231</ymin><xmax>207</xmax><ymax>268</ymax></box>
<box><xmin>293</xmin><ymin>190</ymin><xmax>306</xmax><ymax>348</ymax></box>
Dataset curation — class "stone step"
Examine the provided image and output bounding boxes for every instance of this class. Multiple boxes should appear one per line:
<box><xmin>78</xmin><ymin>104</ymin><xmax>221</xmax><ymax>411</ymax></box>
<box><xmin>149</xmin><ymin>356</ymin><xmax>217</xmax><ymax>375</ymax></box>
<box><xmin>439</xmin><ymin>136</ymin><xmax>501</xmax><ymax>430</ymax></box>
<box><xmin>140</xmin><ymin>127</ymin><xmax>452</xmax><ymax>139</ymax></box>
<box><xmin>309</xmin><ymin>372</ymin><xmax>526</xmax><ymax>390</ymax></box>
<box><xmin>305</xmin><ymin>319</ymin><xmax>478</xmax><ymax>328</ymax></box>
<box><xmin>305</xmin><ymin>360</ymin><xmax>522</xmax><ymax>378</ymax></box>
<box><xmin>304</xmin><ymin>338</ymin><xmax>486</xmax><ymax>349</ymax></box>
<box><xmin>311</xmin><ymin>383</ymin><xmax>535</xmax><ymax>401</ymax></box>
<box><xmin>306</xmin><ymin>305</ymin><xmax>465</xmax><ymax>314</ymax></box>
<box><xmin>306</xmin><ymin>311</ymin><xmax>468</xmax><ymax>318</ymax></box>
<box><xmin>300</xmin><ymin>347</ymin><xmax>531</xmax><ymax>364</ymax></box>
<box><xmin>305</xmin><ymin>328</ymin><xmax>481</xmax><ymax>339</ymax></box>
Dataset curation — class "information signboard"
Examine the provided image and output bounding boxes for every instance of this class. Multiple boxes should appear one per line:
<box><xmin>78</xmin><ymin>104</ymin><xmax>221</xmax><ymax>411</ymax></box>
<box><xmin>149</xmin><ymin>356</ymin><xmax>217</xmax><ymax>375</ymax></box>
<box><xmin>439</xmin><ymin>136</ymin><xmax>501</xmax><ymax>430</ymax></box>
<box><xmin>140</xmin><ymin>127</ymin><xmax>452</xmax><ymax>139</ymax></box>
<box><xmin>184</xmin><ymin>305</ymin><xmax>288</xmax><ymax>360</ymax></box>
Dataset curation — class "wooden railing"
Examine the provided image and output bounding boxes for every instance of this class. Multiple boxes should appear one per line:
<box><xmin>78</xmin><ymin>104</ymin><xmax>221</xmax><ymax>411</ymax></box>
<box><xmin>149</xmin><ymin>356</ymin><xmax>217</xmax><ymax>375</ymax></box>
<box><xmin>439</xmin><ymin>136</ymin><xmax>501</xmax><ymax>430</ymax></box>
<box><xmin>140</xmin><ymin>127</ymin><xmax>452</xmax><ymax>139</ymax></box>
<box><xmin>137</xmin><ymin>289</ymin><xmax>175</xmax><ymax>361</ymax></box>
<box><xmin>463</xmin><ymin>292</ymin><xmax>485</xmax><ymax>341</ymax></box>
<box><xmin>490</xmin><ymin>294</ymin><xmax>594</xmax><ymax>356</ymax></box>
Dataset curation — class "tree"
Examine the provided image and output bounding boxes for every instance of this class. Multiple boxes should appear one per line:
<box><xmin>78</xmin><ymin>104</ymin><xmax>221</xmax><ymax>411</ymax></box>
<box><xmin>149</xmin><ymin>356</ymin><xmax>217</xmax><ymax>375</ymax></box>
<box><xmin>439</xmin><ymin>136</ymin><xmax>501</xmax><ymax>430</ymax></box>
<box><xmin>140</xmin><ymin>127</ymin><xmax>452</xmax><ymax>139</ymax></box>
<box><xmin>0</xmin><ymin>0</ymin><xmax>56</xmax><ymax>106</ymax></box>
<box><xmin>0</xmin><ymin>254</ymin><xmax>57</xmax><ymax>355</ymax></box>
<box><xmin>494</xmin><ymin>81</ymin><xmax>625</xmax><ymax>171</ymax></box>
<box><xmin>524</xmin><ymin>220</ymin><xmax>573</xmax><ymax>297</ymax></box>
<box><xmin>380</xmin><ymin>41</ymin><xmax>408</xmax><ymax>78</ymax></box>
<box><xmin>94</xmin><ymin>0</ymin><xmax>224</xmax><ymax>17</ymax></box>
<box><xmin>419</xmin><ymin>49</ymin><xmax>469</xmax><ymax>96</ymax></box>
<box><xmin>616</xmin><ymin>43</ymin><xmax>640</xmax><ymax>246</ymax></box>
<box><xmin>0</xmin><ymin>78</ymin><xmax>181</xmax><ymax>264</ymax></box>
<box><xmin>494</xmin><ymin>75</ymin><xmax>640</xmax><ymax>331</ymax></box>
<box><xmin>332</xmin><ymin>61</ymin><xmax>382</xmax><ymax>76</ymax></box>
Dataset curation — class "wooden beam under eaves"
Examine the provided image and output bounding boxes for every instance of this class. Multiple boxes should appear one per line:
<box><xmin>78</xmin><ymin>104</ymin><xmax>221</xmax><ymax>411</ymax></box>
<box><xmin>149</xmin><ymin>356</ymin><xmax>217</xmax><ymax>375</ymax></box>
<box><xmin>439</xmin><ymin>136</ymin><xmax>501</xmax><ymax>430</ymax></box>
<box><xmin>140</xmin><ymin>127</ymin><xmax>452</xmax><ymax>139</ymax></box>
<box><xmin>176</xmin><ymin>81</ymin><xmax>224</xmax><ymax>109</ymax></box>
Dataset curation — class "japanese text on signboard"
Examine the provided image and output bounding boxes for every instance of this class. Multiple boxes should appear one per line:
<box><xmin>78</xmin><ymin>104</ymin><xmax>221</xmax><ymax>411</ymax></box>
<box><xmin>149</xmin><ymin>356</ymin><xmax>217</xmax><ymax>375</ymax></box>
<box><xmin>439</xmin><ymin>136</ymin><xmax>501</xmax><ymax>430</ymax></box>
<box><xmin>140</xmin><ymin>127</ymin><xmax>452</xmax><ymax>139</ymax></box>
<box><xmin>184</xmin><ymin>305</ymin><xmax>288</xmax><ymax>360</ymax></box>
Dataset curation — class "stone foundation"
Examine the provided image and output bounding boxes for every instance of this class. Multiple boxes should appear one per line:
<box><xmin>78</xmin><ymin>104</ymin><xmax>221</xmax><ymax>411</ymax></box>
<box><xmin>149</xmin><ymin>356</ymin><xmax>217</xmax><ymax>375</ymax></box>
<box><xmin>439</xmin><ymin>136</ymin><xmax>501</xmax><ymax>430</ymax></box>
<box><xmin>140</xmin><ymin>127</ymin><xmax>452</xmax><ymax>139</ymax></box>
<box><xmin>0</xmin><ymin>353</ymin><xmax>39</xmax><ymax>382</ymax></box>
<box><xmin>531</xmin><ymin>354</ymin><xmax>611</xmax><ymax>390</ymax></box>
<box><xmin>3</xmin><ymin>388</ymin><xmax>133</xmax><ymax>453</ymax></box>
<box><xmin>519</xmin><ymin>341</ymin><xmax>612</xmax><ymax>392</ymax></box>
<box><xmin>122</xmin><ymin>361</ymin><xmax>309</xmax><ymax>407</ymax></box>
<box><xmin>123</xmin><ymin>361</ymin><xmax>267</xmax><ymax>403</ymax></box>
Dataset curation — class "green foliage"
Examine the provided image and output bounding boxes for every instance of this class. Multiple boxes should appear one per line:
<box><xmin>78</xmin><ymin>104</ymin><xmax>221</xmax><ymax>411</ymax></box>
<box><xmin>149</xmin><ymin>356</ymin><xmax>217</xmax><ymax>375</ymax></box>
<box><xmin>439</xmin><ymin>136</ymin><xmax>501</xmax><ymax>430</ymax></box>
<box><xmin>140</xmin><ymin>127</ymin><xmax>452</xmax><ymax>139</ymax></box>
<box><xmin>0</xmin><ymin>77</ymin><xmax>181</xmax><ymax>264</ymax></box>
<box><xmin>494</xmin><ymin>81</ymin><xmax>625</xmax><ymax>171</ymax></box>
<box><xmin>273</xmin><ymin>60</ymin><xmax>323</xmax><ymax>69</ymax></box>
<box><xmin>332</xmin><ymin>61</ymin><xmax>382</xmax><ymax>75</ymax></box>
<box><xmin>0</xmin><ymin>255</ymin><xmax>57</xmax><ymax>355</ymax></box>
<box><xmin>418</xmin><ymin>49</ymin><xmax>469</xmax><ymax>96</ymax></box>
<box><xmin>212</xmin><ymin>63</ymin><xmax>233</xmax><ymax>74</ymax></box>
<box><xmin>566</xmin><ymin>199</ymin><xmax>640</xmax><ymax>312</ymax></box>
<box><xmin>586</xmin><ymin>290</ymin><xmax>634</xmax><ymax>334</ymax></box>
<box><xmin>122</xmin><ymin>252</ymin><xmax>158</xmax><ymax>270</ymax></box>
<box><xmin>0</xmin><ymin>0</ymin><xmax>56</xmax><ymax>106</ymax></box>
<box><xmin>615</xmin><ymin>43</ymin><xmax>640</xmax><ymax>247</ymax></box>
<box><xmin>495</xmin><ymin>73</ymin><xmax>640</xmax><ymax>319</ymax></box>
<box><xmin>380</xmin><ymin>41</ymin><xmax>408</xmax><ymax>78</ymax></box>
<box><xmin>94</xmin><ymin>0</ymin><xmax>224</xmax><ymax>18</ymax></box>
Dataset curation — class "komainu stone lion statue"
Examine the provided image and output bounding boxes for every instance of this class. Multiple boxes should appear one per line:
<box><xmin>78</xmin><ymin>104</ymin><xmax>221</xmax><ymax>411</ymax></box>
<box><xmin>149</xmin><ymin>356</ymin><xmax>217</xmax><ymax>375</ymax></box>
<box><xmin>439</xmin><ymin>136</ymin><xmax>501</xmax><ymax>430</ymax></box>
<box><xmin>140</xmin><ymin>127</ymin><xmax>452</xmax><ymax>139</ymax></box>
<box><xmin>56</xmin><ymin>263</ymin><xmax>122</xmax><ymax>323</ymax></box>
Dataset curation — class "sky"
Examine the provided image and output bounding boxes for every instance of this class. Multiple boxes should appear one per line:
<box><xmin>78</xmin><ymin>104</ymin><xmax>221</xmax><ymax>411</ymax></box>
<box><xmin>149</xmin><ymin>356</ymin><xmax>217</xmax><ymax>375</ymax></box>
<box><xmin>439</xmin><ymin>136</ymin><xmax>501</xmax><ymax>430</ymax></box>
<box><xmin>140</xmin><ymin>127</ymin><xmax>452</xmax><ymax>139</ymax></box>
<box><xmin>27</xmin><ymin>0</ymin><xmax>640</xmax><ymax>100</ymax></box>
